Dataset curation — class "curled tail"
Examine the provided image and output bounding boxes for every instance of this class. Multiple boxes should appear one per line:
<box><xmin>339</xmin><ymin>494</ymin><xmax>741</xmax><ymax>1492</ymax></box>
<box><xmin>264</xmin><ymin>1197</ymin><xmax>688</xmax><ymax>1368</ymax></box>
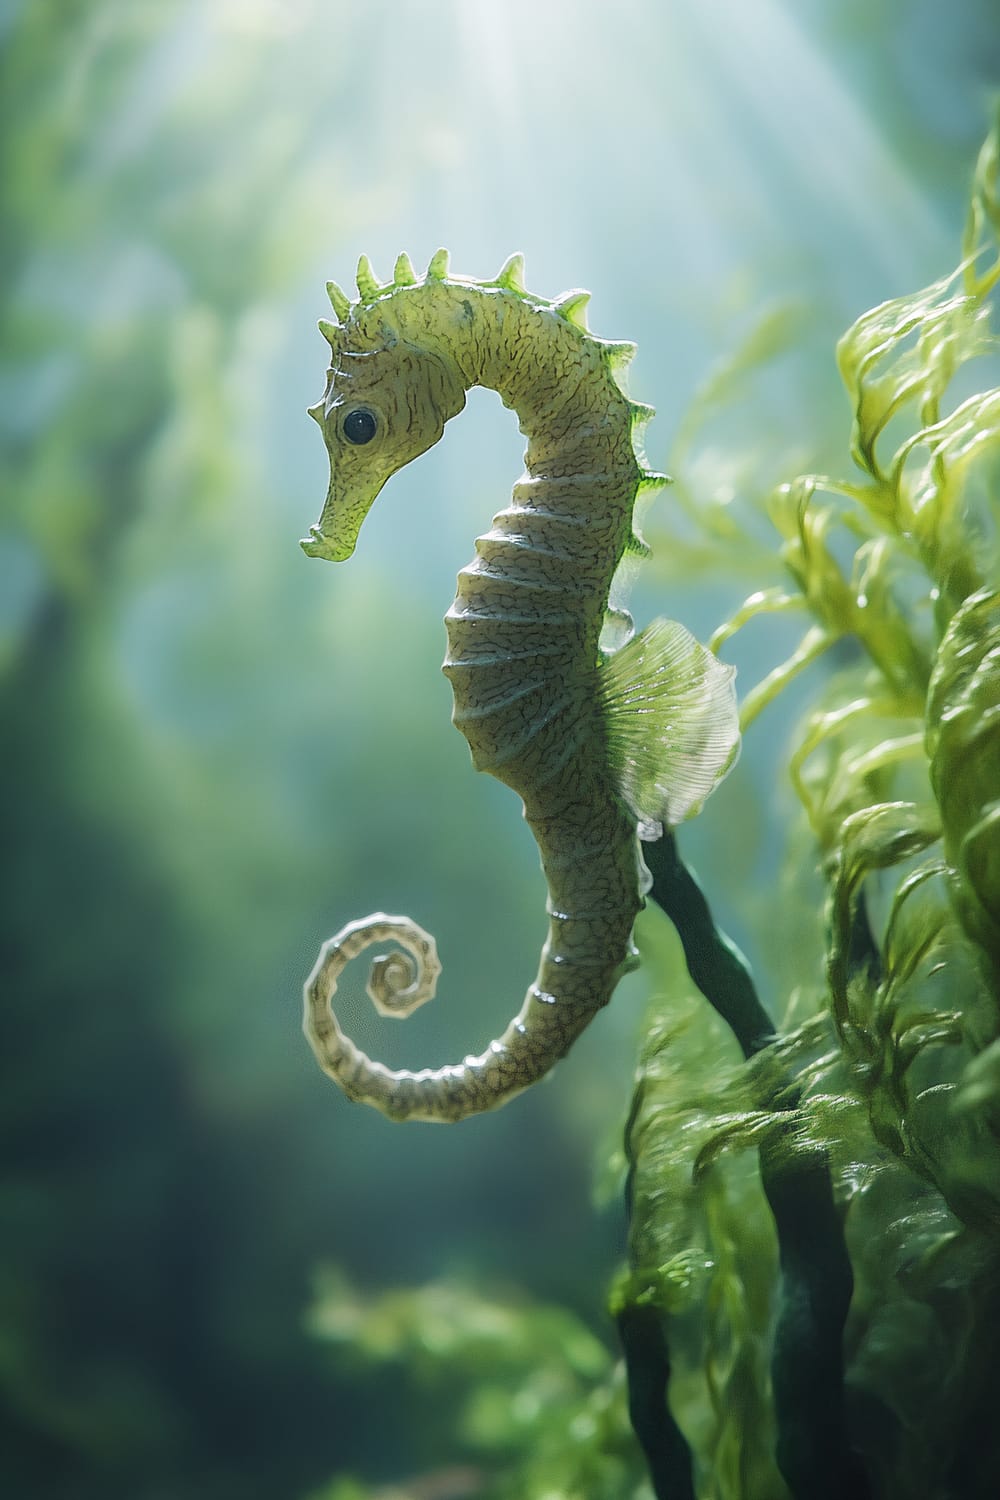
<box><xmin>303</xmin><ymin>621</ymin><xmax>739</xmax><ymax>1124</ymax></box>
<box><xmin>303</xmin><ymin>910</ymin><xmax>626</xmax><ymax>1124</ymax></box>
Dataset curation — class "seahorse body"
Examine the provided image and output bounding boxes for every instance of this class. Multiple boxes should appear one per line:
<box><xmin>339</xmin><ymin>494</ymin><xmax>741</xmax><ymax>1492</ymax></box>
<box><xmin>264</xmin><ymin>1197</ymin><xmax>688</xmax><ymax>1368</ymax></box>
<box><xmin>301</xmin><ymin>250</ymin><xmax>739</xmax><ymax>1122</ymax></box>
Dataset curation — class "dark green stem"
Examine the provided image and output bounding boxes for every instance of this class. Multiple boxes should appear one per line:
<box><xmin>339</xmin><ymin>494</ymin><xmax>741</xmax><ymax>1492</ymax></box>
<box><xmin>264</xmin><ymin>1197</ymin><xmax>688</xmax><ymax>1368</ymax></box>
<box><xmin>622</xmin><ymin>830</ymin><xmax>871</xmax><ymax>1500</ymax></box>
<box><xmin>616</xmin><ymin>1079</ymin><xmax>697</xmax><ymax>1500</ymax></box>
<box><xmin>617</xmin><ymin>1300</ymin><xmax>696</xmax><ymax>1500</ymax></box>
<box><xmin>640</xmin><ymin>831</ymin><xmax>774</xmax><ymax>1062</ymax></box>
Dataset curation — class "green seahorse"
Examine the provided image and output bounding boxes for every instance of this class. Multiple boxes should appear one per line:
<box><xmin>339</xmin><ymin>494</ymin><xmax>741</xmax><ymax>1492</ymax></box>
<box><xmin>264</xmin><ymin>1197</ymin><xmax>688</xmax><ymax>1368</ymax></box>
<box><xmin>301</xmin><ymin>250</ymin><xmax>739</xmax><ymax>1122</ymax></box>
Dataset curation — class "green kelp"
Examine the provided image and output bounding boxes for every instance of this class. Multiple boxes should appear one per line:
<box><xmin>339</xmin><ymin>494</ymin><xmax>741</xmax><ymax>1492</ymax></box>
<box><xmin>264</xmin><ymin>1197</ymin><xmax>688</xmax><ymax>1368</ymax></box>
<box><xmin>619</xmin><ymin>114</ymin><xmax>1000</xmax><ymax>1500</ymax></box>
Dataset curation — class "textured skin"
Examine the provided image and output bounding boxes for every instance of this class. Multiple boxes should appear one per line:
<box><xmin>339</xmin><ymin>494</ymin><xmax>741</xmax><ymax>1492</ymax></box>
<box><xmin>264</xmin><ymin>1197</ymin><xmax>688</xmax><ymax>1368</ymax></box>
<box><xmin>301</xmin><ymin>254</ymin><xmax>736</xmax><ymax>1122</ymax></box>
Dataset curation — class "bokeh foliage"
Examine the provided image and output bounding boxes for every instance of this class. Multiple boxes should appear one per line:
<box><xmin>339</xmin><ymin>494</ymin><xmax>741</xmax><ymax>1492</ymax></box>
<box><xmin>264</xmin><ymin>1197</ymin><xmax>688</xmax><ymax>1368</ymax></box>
<box><xmin>303</xmin><ymin>1270</ymin><xmax>648</xmax><ymax>1500</ymax></box>
<box><xmin>3</xmin><ymin>2</ymin><xmax>1000</xmax><ymax>1498</ymax></box>
<box><xmin>0</xmin><ymin>7</ymin><xmax>384</xmax><ymax>1498</ymax></box>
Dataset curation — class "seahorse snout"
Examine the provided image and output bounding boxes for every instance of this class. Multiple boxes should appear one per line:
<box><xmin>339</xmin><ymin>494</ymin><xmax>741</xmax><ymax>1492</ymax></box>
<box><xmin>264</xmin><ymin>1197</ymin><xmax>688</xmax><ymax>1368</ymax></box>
<box><xmin>300</xmin><ymin>524</ymin><xmax>353</xmax><ymax>562</ymax></box>
<box><xmin>301</xmin><ymin>473</ymin><xmax>388</xmax><ymax>562</ymax></box>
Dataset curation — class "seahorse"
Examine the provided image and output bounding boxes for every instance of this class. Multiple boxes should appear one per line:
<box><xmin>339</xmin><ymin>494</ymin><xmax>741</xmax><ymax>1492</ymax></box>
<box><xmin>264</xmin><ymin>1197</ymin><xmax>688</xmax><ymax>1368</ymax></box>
<box><xmin>300</xmin><ymin>250</ymin><xmax>739</xmax><ymax>1122</ymax></box>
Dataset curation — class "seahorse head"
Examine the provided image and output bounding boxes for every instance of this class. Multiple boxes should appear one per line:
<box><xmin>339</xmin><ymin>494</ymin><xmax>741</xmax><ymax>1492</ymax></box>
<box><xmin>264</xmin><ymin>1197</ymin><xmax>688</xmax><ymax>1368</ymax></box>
<box><xmin>302</xmin><ymin>255</ymin><xmax>467</xmax><ymax>562</ymax></box>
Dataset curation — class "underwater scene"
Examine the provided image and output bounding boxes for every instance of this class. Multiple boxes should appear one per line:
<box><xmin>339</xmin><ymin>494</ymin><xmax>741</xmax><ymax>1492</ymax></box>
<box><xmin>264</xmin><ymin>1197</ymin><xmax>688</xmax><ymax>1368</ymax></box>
<box><xmin>3</xmin><ymin>2</ymin><xmax>1000</xmax><ymax>1497</ymax></box>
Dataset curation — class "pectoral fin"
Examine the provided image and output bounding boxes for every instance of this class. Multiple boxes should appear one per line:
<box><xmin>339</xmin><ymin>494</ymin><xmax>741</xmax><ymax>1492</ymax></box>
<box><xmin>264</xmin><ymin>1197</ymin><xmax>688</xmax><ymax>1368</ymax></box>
<box><xmin>600</xmin><ymin>619</ymin><xmax>740</xmax><ymax>836</ymax></box>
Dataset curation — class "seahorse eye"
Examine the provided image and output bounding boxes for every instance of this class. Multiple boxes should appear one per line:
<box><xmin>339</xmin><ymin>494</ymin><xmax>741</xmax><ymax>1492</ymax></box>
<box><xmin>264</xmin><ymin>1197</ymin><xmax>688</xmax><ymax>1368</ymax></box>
<box><xmin>342</xmin><ymin>406</ymin><xmax>378</xmax><ymax>445</ymax></box>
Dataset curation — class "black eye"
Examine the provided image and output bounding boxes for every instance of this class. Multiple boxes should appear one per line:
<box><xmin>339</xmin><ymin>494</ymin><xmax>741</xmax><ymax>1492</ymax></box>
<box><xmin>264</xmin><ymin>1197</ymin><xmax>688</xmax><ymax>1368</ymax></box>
<box><xmin>342</xmin><ymin>407</ymin><xmax>377</xmax><ymax>445</ymax></box>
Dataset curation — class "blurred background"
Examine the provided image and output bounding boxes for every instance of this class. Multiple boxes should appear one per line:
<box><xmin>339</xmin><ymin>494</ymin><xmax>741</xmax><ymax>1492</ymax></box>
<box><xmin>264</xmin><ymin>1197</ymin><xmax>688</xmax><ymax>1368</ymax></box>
<box><xmin>1</xmin><ymin>1</ymin><xmax>997</xmax><ymax>1496</ymax></box>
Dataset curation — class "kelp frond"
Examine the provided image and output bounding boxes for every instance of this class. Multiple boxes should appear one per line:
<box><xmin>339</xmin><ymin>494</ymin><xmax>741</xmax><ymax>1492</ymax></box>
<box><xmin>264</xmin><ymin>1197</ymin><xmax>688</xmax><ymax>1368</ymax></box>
<box><xmin>620</xmin><ymin>108</ymin><xmax>1000</xmax><ymax>1500</ymax></box>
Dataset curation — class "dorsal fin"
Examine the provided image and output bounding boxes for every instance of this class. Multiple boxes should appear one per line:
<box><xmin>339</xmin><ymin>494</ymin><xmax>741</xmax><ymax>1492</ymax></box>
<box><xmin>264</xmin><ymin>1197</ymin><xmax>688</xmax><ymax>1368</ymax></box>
<box><xmin>600</xmin><ymin>619</ymin><xmax>740</xmax><ymax>836</ymax></box>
